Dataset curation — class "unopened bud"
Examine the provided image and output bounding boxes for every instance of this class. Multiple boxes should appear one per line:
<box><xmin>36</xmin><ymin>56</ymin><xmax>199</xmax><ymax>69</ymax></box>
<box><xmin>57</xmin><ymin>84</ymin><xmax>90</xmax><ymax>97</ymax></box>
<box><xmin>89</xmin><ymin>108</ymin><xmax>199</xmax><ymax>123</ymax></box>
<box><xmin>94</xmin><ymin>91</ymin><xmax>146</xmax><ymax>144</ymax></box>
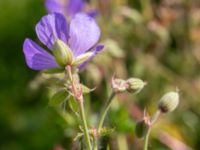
<box><xmin>126</xmin><ymin>78</ymin><xmax>146</xmax><ymax>93</ymax></box>
<box><xmin>135</xmin><ymin>120</ymin><xmax>148</xmax><ymax>138</ymax></box>
<box><xmin>111</xmin><ymin>78</ymin><xmax>128</xmax><ymax>93</ymax></box>
<box><xmin>158</xmin><ymin>91</ymin><xmax>179</xmax><ymax>113</ymax></box>
<box><xmin>72</xmin><ymin>52</ymin><xmax>93</xmax><ymax>66</ymax></box>
<box><xmin>53</xmin><ymin>39</ymin><xmax>73</xmax><ymax>66</ymax></box>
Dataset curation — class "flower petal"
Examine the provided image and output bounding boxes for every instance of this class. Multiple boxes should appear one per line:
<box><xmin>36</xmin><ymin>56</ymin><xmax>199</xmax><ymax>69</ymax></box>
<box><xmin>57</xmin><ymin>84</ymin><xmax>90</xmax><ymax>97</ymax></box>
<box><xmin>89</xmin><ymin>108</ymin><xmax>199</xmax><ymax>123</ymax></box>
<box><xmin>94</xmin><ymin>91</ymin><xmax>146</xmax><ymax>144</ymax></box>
<box><xmin>87</xmin><ymin>10</ymin><xmax>98</xmax><ymax>18</ymax></box>
<box><xmin>67</xmin><ymin>0</ymin><xmax>84</xmax><ymax>17</ymax></box>
<box><xmin>45</xmin><ymin>0</ymin><xmax>66</xmax><ymax>14</ymax></box>
<box><xmin>23</xmin><ymin>38</ymin><xmax>59</xmax><ymax>70</ymax></box>
<box><xmin>79</xmin><ymin>45</ymin><xmax>104</xmax><ymax>70</ymax></box>
<box><xmin>35</xmin><ymin>13</ymin><xmax>69</xmax><ymax>50</ymax></box>
<box><xmin>69</xmin><ymin>13</ymin><xmax>100</xmax><ymax>57</ymax></box>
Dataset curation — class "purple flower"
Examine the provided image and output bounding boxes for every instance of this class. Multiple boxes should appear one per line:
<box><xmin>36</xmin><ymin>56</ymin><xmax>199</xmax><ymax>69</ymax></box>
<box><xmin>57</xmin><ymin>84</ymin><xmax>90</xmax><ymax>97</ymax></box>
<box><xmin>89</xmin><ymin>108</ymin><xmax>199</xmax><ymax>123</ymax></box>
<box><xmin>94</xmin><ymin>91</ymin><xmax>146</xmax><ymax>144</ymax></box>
<box><xmin>23</xmin><ymin>12</ymin><xmax>104</xmax><ymax>71</ymax></box>
<box><xmin>45</xmin><ymin>0</ymin><xmax>97</xmax><ymax>18</ymax></box>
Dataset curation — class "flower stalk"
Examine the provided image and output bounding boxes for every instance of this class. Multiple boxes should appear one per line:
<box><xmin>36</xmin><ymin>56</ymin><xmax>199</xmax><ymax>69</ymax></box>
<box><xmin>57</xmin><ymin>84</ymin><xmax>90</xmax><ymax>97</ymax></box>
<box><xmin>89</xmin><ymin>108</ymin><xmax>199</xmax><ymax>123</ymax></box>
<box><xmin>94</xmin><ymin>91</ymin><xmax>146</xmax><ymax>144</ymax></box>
<box><xmin>66</xmin><ymin>65</ymin><xmax>92</xmax><ymax>150</ymax></box>
<box><xmin>93</xmin><ymin>92</ymin><xmax>116</xmax><ymax>150</ymax></box>
<box><xmin>143</xmin><ymin>110</ymin><xmax>161</xmax><ymax>150</ymax></box>
<box><xmin>79</xmin><ymin>97</ymin><xmax>92</xmax><ymax>150</ymax></box>
<box><xmin>97</xmin><ymin>92</ymin><xmax>116</xmax><ymax>132</ymax></box>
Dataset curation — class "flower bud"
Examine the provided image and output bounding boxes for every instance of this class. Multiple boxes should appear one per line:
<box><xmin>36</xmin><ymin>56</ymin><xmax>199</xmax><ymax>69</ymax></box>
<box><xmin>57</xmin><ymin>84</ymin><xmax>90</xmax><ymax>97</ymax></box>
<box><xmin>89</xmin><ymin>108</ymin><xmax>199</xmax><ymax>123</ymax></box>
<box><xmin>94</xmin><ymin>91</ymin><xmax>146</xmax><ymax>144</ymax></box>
<box><xmin>158</xmin><ymin>91</ymin><xmax>179</xmax><ymax>113</ymax></box>
<box><xmin>72</xmin><ymin>52</ymin><xmax>93</xmax><ymax>66</ymax></box>
<box><xmin>111</xmin><ymin>78</ymin><xmax>128</xmax><ymax>93</ymax></box>
<box><xmin>135</xmin><ymin>120</ymin><xmax>148</xmax><ymax>138</ymax></box>
<box><xmin>53</xmin><ymin>39</ymin><xmax>73</xmax><ymax>66</ymax></box>
<box><xmin>126</xmin><ymin>78</ymin><xmax>146</xmax><ymax>93</ymax></box>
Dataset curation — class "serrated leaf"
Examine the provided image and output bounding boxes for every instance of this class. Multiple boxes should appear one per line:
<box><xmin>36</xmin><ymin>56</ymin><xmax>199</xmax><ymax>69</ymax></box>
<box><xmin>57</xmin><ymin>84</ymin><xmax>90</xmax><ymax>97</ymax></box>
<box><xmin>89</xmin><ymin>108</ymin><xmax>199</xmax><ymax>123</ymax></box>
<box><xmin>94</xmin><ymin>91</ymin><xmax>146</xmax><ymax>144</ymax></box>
<box><xmin>49</xmin><ymin>89</ymin><xmax>68</xmax><ymax>106</ymax></box>
<box><xmin>68</xmin><ymin>96</ymin><xmax>79</xmax><ymax>113</ymax></box>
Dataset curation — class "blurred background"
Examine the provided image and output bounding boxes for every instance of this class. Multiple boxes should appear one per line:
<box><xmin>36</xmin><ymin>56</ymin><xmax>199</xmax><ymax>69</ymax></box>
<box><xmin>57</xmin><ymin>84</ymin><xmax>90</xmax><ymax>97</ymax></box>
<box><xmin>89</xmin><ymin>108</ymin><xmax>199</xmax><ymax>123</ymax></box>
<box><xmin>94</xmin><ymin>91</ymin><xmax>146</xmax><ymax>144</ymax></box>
<box><xmin>0</xmin><ymin>0</ymin><xmax>200</xmax><ymax>149</ymax></box>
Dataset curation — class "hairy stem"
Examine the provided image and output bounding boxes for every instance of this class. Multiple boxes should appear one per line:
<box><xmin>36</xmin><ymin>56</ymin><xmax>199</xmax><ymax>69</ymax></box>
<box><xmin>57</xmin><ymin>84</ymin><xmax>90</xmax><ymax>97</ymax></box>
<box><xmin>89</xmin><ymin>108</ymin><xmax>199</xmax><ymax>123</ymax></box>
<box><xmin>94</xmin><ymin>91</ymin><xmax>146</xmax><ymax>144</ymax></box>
<box><xmin>79</xmin><ymin>99</ymin><xmax>92</xmax><ymax>150</ymax></box>
<box><xmin>66</xmin><ymin>65</ymin><xmax>92</xmax><ymax>150</ymax></box>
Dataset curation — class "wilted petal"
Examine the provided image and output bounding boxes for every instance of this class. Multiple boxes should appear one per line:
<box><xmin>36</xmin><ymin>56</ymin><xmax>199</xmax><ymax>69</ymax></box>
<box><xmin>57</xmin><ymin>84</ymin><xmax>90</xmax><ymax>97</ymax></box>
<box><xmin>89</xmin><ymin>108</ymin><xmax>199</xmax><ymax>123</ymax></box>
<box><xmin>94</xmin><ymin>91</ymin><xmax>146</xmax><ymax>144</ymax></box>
<box><xmin>79</xmin><ymin>45</ymin><xmax>104</xmax><ymax>70</ymax></box>
<box><xmin>35</xmin><ymin>13</ymin><xmax>68</xmax><ymax>50</ymax></box>
<box><xmin>67</xmin><ymin>0</ymin><xmax>84</xmax><ymax>17</ymax></box>
<box><xmin>45</xmin><ymin>0</ymin><xmax>66</xmax><ymax>14</ymax></box>
<box><xmin>23</xmin><ymin>38</ymin><xmax>59</xmax><ymax>70</ymax></box>
<box><xmin>69</xmin><ymin>13</ymin><xmax>100</xmax><ymax>57</ymax></box>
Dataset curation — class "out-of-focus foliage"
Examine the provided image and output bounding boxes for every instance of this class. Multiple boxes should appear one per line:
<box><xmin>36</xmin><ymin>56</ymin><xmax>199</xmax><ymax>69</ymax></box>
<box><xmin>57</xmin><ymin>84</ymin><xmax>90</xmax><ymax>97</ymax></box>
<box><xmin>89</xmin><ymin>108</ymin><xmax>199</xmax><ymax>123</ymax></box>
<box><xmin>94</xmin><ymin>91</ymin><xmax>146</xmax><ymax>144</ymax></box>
<box><xmin>0</xmin><ymin>0</ymin><xmax>200</xmax><ymax>149</ymax></box>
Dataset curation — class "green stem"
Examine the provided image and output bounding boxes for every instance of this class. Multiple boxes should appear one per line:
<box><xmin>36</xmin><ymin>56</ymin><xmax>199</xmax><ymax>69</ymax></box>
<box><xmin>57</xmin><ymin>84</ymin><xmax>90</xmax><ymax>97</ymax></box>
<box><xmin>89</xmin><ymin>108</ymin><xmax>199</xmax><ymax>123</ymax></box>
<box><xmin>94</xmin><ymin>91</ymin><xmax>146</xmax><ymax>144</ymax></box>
<box><xmin>93</xmin><ymin>139</ymin><xmax>98</xmax><ymax>150</ymax></box>
<box><xmin>143</xmin><ymin>110</ymin><xmax>161</xmax><ymax>150</ymax></box>
<box><xmin>66</xmin><ymin>65</ymin><xmax>92</xmax><ymax>150</ymax></box>
<box><xmin>93</xmin><ymin>92</ymin><xmax>116</xmax><ymax>150</ymax></box>
<box><xmin>79</xmin><ymin>100</ymin><xmax>92</xmax><ymax>150</ymax></box>
<box><xmin>97</xmin><ymin>92</ymin><xmax>116</xmax><ymax>132</ymax></box>
<box><xmin>143</xmin><ymin>128</ymin><xmax>151</xmax><ymax>150</ymax></box>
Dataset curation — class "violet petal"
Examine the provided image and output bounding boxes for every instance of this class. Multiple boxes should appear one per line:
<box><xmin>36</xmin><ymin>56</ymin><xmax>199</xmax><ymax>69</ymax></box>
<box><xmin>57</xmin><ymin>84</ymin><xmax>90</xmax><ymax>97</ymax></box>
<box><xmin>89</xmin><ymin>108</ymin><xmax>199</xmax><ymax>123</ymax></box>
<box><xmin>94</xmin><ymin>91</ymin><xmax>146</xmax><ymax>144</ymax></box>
<box><xmin>45</xmin><ymin>0</ymin><xmax>66</xmax><ymax>14</ymax></box>
<box><xmin>35</xmin><ymin>13</ymin><xmax>69</xmax><ymax>50</ymax></box>
<box><xmin>66</xmin><ymin>0</ymin><xmax>84</xmax><ymax>17</ymax></box>
<box><xmin>23</xmin><ymin>38</ymin><xmax>59</xmax><ymax>70</ymax></box>
<box><xmin>79</xmin><ymin>45</ymin><xmax>104</xmax><ymax>70</ymax></box>
<box><xmin>69</xmin><ymin>13</ymin><xmax>100</xmax><ymax>57</ymax></box>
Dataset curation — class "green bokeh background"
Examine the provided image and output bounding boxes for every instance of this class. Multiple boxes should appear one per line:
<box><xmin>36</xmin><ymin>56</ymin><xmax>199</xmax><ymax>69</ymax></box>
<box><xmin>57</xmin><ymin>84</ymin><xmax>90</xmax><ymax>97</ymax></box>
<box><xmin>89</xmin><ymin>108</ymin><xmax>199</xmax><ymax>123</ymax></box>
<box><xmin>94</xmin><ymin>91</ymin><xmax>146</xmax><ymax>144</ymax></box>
<box><xmin>0</xmin><ymin>0</ymin><xmax>200</xmax><ymax>149</ymax></box>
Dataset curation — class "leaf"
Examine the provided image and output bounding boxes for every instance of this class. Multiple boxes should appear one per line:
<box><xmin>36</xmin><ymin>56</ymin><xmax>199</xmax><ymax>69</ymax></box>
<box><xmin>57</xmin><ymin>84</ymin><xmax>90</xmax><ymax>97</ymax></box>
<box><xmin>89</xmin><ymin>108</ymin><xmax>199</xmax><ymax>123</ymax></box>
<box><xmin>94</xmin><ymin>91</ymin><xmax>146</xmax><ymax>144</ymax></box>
<box><xmin>68</xmin><ymin>96</ymin><xmax>79</xmax><ymax>113</ymax></box>
<box><xmin>49</xmin><ymin>89</ymin><xmax>68</xmax><ymax>106</ymax></box>
<box><xmin>81</xmin><ymin>84</ymin><xmax>95</xmax><ymax>94</ymax></box>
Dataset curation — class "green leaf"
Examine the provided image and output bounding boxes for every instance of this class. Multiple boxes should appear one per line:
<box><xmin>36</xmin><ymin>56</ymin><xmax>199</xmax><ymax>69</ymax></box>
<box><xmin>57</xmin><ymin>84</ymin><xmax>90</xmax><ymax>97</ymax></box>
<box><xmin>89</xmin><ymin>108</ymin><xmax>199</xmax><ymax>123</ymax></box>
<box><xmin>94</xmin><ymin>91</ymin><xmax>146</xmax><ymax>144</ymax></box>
<box><xmin>81</xmin><ymin>84</ymin><xmax>94</xmax><ymax>94</ymax></box>
<box><xmin>49</xmin><ymin>89</ymin><xmax>68</xmax><ymax>106</ymax></box>
<box><xmin>68</xmin><ymin>96</ymin><xmax>79</xmax><ymax>113</ymax></box>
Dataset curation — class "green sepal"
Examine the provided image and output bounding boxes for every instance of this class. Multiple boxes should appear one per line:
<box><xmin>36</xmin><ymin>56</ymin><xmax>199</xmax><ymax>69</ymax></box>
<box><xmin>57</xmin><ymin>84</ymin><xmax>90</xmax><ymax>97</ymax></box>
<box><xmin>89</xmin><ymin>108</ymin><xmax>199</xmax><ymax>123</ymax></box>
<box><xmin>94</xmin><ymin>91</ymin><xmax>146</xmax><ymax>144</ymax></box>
<box><xmin>99</xmin><ymin>127</ymin><xmax>115</xmax><ymax>137</ymax></box>
<box><xmin>73</xmin><ymin>132</ymin><xmax>84</xmax><ymax>141</ymax></box>
<box><xmin>72</xmin><ymin>52</ymin><xmax>93</xmax><ymax>66</ymax></box>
